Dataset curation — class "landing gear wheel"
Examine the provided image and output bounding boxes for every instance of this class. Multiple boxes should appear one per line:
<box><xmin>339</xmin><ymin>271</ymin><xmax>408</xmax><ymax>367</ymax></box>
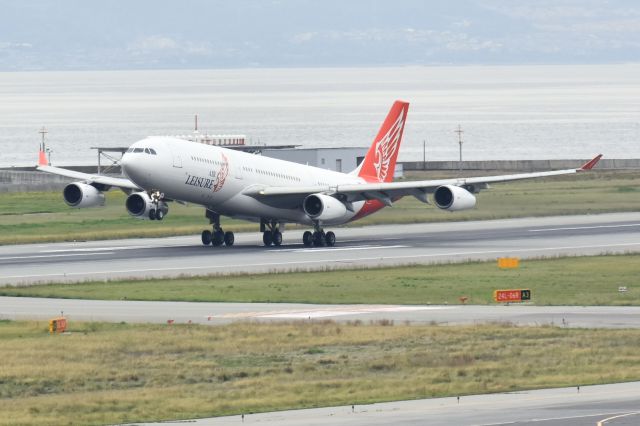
<box><xmin>201</xmin><ymin>230</ymin><xmax>212</xmax><ymax>245</ymax></box>
<box><xmin>224</xmin><ymin>231</ymin><xmax>235</xmax><ymax>247</ymax></box>
<box><xmin>263</xmin><ymin>231</ymin><xmax>273</xmax><ymax>246</ymax></box>
<box><xmin>272</xmin><ymin>231</ymin><xmax>283</xmax><ymax>246</ymax></box>
<box><xmin>149</xmin><ymin>209</ymin><xmax>156</xmax><ymax>220</ymax></box>
<box><xmin>325</xmin><ymin>231</ymin><xmax>336</xmax><ymax>247</ymax></box>
<box><xmin>303</xmin><ymin>231</ymin><xmax>313</xmax><ymax>247</ymax></box>
<box><xmin>313</xmin><ymin>231</ymin><xmax>325</xmax><ymax>247</ymax></box>
<box><xmin>155</xmin><ymin>209</ymin><xmax>164</xmax><ymax>221</ymax></box>
<box><xmin>212</xmin><ymin>230</ymin><xmax>225</xmax><ymax>247</ymax></box>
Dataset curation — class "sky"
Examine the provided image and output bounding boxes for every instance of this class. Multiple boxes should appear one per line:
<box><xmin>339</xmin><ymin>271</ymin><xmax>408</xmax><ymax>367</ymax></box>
<box><xmin>1</xmin><ymin>0</ymin><xmax>640</xmax><ymax>70</ymax></box>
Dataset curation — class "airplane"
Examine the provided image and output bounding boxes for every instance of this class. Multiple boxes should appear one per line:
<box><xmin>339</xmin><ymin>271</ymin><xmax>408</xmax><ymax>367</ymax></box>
<box><xmin>37</xmin><ymin>100</ymin><xmax>602</xmax><ymax>248</ymax></box>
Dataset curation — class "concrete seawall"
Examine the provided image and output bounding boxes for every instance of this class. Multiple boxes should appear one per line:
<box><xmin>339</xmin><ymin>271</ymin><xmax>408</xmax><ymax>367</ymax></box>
<box><xmin>1</xmin><ymin>159</ymin><xmax>638</xmax><ymax>192</ymax></box>
<box><xmin>0</xmin><ymin>167</ymin><xmax>121</xmax><ymax>193</ymax></box>
<box><xmin>402</xmin><ymin>158</ymin><xmax>640</xmax><ymax>172</ymax></box>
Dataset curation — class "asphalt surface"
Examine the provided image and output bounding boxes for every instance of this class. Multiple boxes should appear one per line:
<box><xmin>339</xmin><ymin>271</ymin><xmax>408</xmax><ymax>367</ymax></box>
<box><xmin>3</xmin><ymin>297</ymin><xmax>640</xmax><ymax>328</ymax></box>
<box><xmin>2</xmin><ymin>212</ymin><xmax>640</xmax><ymax>285</ymax></box>
<box><xmin>131</xmin><ymin>381</ymin><xmax>640</xmax><ymax>426</ymax></box>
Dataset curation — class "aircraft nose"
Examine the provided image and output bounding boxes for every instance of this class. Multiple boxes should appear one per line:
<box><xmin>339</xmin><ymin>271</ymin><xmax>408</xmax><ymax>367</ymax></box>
<box><xmin>120</xmin><ymin>153</ymin><xmax>131</xmax><ymax>172</ymax></box>
<box><xmin>120</xmin><ymin>153</ymin><xmax>137</xmax><ymax>179</ymax></box>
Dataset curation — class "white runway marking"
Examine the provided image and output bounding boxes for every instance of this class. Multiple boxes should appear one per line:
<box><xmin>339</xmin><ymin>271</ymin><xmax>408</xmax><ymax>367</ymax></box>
<box><xmin>278</xmin><ymin>244</ymin><xmax>407</xmax><ymax>253</ymax></box>
<box><xmin>40</xmin><ymin>245</ymin><xmax>157</xmax><ymax>253</ymax></box>
<box><xmin>529</xmin><ymin>223</ymin><xmax>640</xmax><ymax>233</ymax></box>
<box><xmin>0</xmin><ymin>252</ymin><xmax>114</xmax><ymax>261</ymax></box>
<box><xmin>209</xmin><ymin>305</ymin><xmax>450</xmax><ymax>320</ymax></box>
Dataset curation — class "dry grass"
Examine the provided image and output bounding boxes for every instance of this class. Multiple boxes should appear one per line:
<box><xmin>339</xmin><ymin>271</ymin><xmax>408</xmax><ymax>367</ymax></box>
<box><xmin>1</xmin><ymin>320</ymin><xmax>640</xmax><ymax>425</ymax></box>
<box><xmin>4</xmin><ymin>254</ymin><xmax>640</xmax><ymax>306</ymax></box>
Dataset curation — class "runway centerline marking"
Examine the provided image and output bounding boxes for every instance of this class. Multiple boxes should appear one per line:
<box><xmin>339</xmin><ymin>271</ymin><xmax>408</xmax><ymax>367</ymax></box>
<box><xmin>0</xmin><ymin>252</ymin><xmax>114</xmax><ymax>261</ymax></box>
<box><xmin>4</xmin><ymin>241</ymin><xmax>640</xmax><ymax>281</ymax></box>
<box><xmin>278</xmin><ymin>245</ymin><xmax>407</xmax><ymax>253</ymax></box>
<box><xmin>40</xmin><ymin>246</ymin><xmax>155</xmax><ymax>253</ymax></box>
<box><xmin>529</xmin><ymin>223</ymin><xmax>640</xmax><ymax>232</ymax></box>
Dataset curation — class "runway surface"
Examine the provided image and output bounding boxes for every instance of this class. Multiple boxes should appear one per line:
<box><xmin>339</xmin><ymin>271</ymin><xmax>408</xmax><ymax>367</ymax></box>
<box><xmin>133</xmin><ymin>381</ymin><xmax>640</xmax><ymax>426</ymax></box>
<box><xmin>2</xmin><ymin>212</ymin><xmax>640</xmax><ymax>285</ymax></box>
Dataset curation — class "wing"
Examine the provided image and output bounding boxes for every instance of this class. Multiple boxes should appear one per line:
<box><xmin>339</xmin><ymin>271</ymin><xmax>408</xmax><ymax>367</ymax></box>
<box><xmin>244</xmin><ymin>155</ymin><xmax>602</xmax><ymax>208</ymax></box>
<box><xmin>37</xmin><ymin>165</ymin><xmax>140</xmax><ymax>190</ymax></box>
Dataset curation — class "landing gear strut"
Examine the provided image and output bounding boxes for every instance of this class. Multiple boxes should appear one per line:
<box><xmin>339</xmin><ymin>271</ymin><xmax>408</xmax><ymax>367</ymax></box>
<box><xmin>303</xmin><ymin>223</ymin><xmax>335</xmax><ymax>247</ymax></box>
<box><xmin>261</xmin><ymin>219</ymin><xmax>283</xmax><ymax>247</ymax></box>
<box><xmin>149</xmin><ymin>190</ymin><xmax>166</xmax><ymax>221</ymax></box>
<box><xmin>202</xmin><ymin>210</ymin><xmax>234</xmax><ymax>247</ymax></box>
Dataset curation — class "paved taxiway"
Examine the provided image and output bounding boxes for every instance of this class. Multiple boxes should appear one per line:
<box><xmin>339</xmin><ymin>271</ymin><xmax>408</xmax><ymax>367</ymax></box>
<box><xmin>2</xmin><ymin>212</ymin><xmax>640</xmax><ymax>285</ymax></box>
<box><xmin>2</xmin><ymin>297</ymin><xmax>640</xmax><ymax>328</ymax></box>
<box><xmin>134</xmin><ymin>381</ymin><xmax>640</xmax><ymax>426</ymax></box>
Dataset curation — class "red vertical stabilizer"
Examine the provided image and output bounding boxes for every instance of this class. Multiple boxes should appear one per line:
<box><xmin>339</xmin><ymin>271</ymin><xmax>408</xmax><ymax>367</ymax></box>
<box><xmin>357</xmin><ymin>100</ymin><xmax>409</xmax><ymax>183</ymax></box>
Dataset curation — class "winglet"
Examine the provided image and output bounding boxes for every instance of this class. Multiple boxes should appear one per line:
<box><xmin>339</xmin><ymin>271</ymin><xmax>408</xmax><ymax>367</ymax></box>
<box><xmin>579</xmin><ymin>154</ymin><xmax>602</xmax><ymax>171</ymax></box>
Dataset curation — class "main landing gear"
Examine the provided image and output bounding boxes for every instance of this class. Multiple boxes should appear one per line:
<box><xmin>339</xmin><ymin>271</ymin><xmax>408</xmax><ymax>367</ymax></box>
<box><xmin>302</xmin><ymin>224</ymin><xmax>335</xmax><ymax>248</ymax></box>
<box><xmin>261</xmin><ymin>219</ymin><xmax>283</xmax><ymax>246</ymax></box>
<box><xmin>202</xmin><ymin>210</ymin><xmax>234</xmax><ymax>247</ymax></box>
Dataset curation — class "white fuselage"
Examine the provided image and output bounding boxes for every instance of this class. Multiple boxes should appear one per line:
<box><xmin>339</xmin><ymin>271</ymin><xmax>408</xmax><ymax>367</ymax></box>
<box><xmin>120</xmin><ymin>137</ymin><xmax>368</xmax><ymax>225</ymax></box>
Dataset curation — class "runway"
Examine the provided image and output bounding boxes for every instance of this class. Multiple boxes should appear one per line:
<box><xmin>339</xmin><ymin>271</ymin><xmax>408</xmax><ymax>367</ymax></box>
<box><xmin>133</xmin><ymin>381</ymin><xmax>640</xmax><ymax>426</ymax></box>
<box><xmin>2</xmin><ymin>212</ymin><xmax>640</xmax><ymax>285</ymax></box>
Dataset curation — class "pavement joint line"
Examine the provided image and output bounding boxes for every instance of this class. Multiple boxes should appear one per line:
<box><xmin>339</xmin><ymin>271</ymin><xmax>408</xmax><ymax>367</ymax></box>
<box><xmin>596</xmin><ymin>411</ymin><xmax>639</xmax><ymax>426</ymax></box>
<box><xmin>3</xmin><ymin>241</ymin><xmax>640</xmax><ymax>281</ymax></box>
<box><xmin>529</xmin><ymin>223</ymin><xmax>640</xmax><ymax>233</ymax></box>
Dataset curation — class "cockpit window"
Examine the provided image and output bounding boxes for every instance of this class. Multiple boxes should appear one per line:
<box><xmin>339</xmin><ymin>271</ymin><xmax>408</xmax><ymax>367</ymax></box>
<box><xmin>149</xmin><ymin>148</ymin><xmax>157</xmax><ymax>155</ymax></box>
<box><xmin>126</xmin><ymin>148</ymin><xmax>134</xmax><ymax>153</ymax></box>
<box><xmin>144</xmin><ymin>148</ymin><xmax>150</xmax><ymax>154</ymax></box>
<box><xmin>133</xmin><ymin>148</ymin><xmax>144</xmax><ymax>153</ymax></box>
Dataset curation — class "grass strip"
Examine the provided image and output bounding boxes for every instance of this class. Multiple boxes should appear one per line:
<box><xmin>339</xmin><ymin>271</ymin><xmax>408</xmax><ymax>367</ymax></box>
<box><xmin>1</xmin><ymin>170</ymin><xmax>639</xmax><ymax>245</ymax></box>
<box><xmin>1</xmin><ymin>320</ymin><xmax>639</xmax><ymax>426</ymax></box>
<box><xmin>2</xmin><ymin>254</ymin><xmax>639</xmax><ymax>306</ymax></box>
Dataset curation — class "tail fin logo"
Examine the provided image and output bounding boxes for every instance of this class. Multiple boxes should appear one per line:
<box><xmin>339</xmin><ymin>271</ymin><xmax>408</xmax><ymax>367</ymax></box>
<box><xmin>373</xmin><ymin>109</ymin><xmax>405</xmax><ymax>182</ymax></box>
<box><xmin>356</xmin><ymin>101</ymin><xmax>408</xmax><ymax>182</ymax></box>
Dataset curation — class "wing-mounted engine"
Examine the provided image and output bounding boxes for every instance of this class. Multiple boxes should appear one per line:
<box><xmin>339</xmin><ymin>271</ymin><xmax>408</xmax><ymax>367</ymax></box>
<box><xmin>433</xmin><ymin>185</ymin><xmax>477</xmax><ymax>211</ymax></box>
<box><xmin>63</xmin><ymin>183</ymin><xmax>105</xmax><ymax>208</ymax></box>
<box><xmin>125</xmin><ymin>191</ymin><xmax>169</xmax><ymax>220</ymax></box>
<box><xmin>303</xmin><ymin>193</ymin><xmax>347</xmax><ymax>221</ymax></box>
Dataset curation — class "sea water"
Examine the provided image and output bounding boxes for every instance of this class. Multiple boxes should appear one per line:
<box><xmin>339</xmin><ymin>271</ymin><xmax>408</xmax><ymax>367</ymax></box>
<box><xmin>0</xmin><ymin>64</ymin><xmax>638</xmax><ymax>167</ymax></box>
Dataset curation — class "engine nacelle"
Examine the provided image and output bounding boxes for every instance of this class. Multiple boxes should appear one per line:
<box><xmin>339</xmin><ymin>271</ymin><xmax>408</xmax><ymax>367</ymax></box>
<box><xmin>125</xmin><ymin>192</ymin><xmax>168</xmax><ymax>220</ymax></box>
<box><xmin>434</xmin><ymin>185</ymin><xmax>477</xmax><ymax>211</ymax></box>
<box><xmin>63</xmin><ymin>183</ymin><xmax>105</xmax><ymax>208</ymax></box>
<box><xmin>303</xmin><ymin>193</ymin><xmax>347</xmax><ymax>221</ymax></box>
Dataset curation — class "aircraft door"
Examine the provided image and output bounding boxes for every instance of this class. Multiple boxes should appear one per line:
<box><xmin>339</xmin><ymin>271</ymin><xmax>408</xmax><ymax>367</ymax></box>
<box><xmin>170</xmin><ymin>146</ymin><xmax>182</xmax><ymax>168</ymax></box>
<box><xmin>233</xmin><ymin>155</ymin><xmax>243</xmax><ymax>180</ymax></box>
